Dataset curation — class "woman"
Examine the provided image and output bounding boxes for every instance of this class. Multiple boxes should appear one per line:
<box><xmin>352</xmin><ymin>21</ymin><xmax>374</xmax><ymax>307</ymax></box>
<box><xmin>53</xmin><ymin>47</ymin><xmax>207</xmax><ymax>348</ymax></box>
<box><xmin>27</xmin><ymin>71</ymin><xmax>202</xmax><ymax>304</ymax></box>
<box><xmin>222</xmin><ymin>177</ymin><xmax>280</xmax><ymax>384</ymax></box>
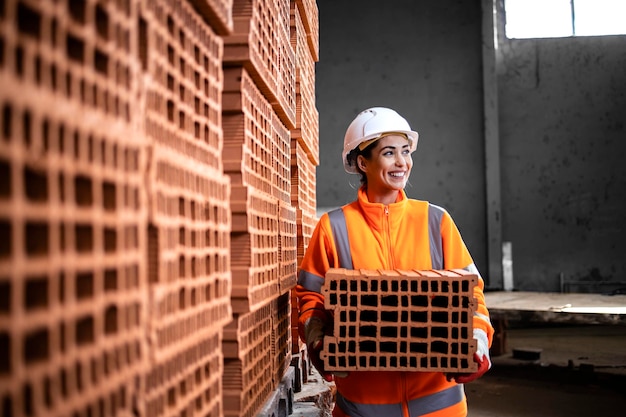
<box><xmin>295</xmin><ymin>107</ymin><xmax>494</xmax><ymax>417</ymax></box>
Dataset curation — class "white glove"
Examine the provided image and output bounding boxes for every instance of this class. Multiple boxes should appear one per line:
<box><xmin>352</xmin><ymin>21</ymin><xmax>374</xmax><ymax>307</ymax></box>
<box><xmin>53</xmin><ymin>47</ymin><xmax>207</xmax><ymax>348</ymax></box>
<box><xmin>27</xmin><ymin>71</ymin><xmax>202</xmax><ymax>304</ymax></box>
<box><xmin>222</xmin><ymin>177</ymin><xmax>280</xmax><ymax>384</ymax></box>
<box><xmin>447</xmin><ymin>328</ymin><xmax>491</xmax><ymax>384</ymax></box>
<box><xmin>474</xmin><ymin>328</ymin><xmax>492</xmax><ymax>370</ymax></box>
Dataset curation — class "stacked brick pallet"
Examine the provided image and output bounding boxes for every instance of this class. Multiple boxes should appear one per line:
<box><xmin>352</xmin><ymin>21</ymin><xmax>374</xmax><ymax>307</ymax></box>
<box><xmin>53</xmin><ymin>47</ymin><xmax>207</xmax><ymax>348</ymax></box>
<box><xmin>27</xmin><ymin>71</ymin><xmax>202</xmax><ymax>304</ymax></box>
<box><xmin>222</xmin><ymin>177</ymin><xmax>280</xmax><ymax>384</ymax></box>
<box><xmin>0</xmin><ymin>1</ymin><xmax>147</xmax><ymax>416</ymax></box>
<box><xmin>289</xmin><ymin>0</ymin><xmax>319</xmax><ymax>362</ymax></box>
<box><xmin>0</xmin><ymin>1</ymin><xmax>319</xmax><ymax>417</ymax></box>
<box><xmin>141</xmin><ymin>1</ymin><xmax>232</xmax><ymax>416</ymax></box>
<box><xmin>220</xmin><ymin>0</ymin><xmax>318</xmax><ymax>415</ymax></box>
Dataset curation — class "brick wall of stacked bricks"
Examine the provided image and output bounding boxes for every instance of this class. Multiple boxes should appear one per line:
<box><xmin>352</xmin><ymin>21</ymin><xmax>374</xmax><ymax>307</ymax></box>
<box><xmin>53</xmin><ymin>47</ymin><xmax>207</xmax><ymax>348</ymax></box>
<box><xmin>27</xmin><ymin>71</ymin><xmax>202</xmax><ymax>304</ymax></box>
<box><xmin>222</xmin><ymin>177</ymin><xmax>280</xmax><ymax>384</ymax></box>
<box><xmin>0</xmin><ymin>0</ymin><xmax>318</xmax><ymax>416</ymax></box>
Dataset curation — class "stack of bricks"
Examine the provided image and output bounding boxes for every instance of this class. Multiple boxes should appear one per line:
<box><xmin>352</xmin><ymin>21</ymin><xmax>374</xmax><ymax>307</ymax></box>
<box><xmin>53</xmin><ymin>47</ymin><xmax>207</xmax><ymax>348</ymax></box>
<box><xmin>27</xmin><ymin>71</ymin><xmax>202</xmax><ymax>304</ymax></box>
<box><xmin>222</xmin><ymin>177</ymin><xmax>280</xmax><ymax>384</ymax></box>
<box><xmin>141</xmin><ymin>1</ymin><xmax>232</xmax><ymax>416</ymax></box>
<box><xmin>0</xmin><ymin>0</ymin><xmax>319</xmax><ymax>417</ymax></box>
<box><xmin>0</xmin><ymin>1</ymin><xmax>148</xmax><ymax>416</ymax></box>
<box><xmin>320</xmin><ymin>269</ymin><xmax>479</xmax><ymax>374</ymax></box>
<box><xmin>289</xmin><ymin>0</ymin><xmax>319</xmax><ymax>359</ymax></box>
<box><xmin>220</xmin><ymin>0</ymin><xmax>318</xmax><ymax>415</ymax></box>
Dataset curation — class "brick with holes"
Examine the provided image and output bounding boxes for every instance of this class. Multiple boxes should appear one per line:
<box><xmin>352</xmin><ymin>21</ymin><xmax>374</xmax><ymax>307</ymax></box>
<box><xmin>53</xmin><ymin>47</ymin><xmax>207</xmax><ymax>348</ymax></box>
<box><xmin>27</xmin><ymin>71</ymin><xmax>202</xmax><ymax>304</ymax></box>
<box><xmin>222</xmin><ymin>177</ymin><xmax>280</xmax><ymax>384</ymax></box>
<box><xmin>320</xmin><ymin>268</ymin><xmax>479</xmax><ymax>373</ymax></box>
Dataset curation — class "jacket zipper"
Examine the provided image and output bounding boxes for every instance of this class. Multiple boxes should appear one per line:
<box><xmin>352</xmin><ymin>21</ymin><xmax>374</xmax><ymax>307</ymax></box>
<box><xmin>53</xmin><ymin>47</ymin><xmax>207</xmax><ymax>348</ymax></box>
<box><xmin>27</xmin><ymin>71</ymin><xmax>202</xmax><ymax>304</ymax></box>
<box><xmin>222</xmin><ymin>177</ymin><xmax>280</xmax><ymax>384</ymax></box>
<box><xmin>384</xmin><ymin>206</ymin><xmax>395</xmax><ymax>268</ymax></box>
<box><xmin>387</xmin><ymin>205</ymin><xmax>408</xmax><ymax>416</ymax></box>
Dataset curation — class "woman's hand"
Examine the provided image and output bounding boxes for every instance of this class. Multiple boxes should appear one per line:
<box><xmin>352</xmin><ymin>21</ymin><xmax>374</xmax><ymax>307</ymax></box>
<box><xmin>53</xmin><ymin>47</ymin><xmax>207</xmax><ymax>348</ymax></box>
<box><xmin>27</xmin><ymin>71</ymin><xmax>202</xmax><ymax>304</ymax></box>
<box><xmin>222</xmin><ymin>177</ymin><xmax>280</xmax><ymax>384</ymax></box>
<box><xmin>446</xmin><ymin>328</ymin><xmax>491</xmax><ymax>384</ymax></box>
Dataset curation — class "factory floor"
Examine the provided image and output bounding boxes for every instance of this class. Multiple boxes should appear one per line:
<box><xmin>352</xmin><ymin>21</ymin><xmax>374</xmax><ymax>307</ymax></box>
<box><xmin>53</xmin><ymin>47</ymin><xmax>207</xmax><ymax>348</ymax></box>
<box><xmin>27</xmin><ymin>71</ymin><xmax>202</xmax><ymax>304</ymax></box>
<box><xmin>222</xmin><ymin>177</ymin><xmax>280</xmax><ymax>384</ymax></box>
<box><xmin>294</xmin><ymin>323</ymin><xmax>626</xmax><ymax>416</ymax></box>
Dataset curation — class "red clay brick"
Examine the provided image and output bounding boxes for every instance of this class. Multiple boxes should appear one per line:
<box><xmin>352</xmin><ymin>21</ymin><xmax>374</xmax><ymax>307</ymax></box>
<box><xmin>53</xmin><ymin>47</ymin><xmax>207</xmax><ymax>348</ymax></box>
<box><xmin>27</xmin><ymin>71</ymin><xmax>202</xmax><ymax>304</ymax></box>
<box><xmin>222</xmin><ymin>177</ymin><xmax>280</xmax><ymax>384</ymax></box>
<box><xmin>278</xmin><ymin>201</ymin><xmax>298</xmax><ymax>295</ymax></box>
<box><xmin>290</xmin><ymin>139</ymin><xmax>317</xmax><ymax>221</ymax></box>
<box><xmin>271</xmin><ymin>292</ymin><xmax>293</xmax><ymax>385</ymax></box>
<box><xmin>273</xmin><ymin>115</ymin><xmax>292</xmax><ymax>204</ymax></box>
<box><xmin>320</xmin><ymin>268</ymin><xmax>479</xmax><ymax>373</ymax></box>
<box><xmin>224</xmin><ymin>0</ymin><xmax>296</xmax><ymax>130</ymax></box>
<box><xmin>293</xmin><ymin>0</ymin><xmax>319</xmax><ymax>61</ymax></box>
<box><xmin>222</xmin><ymin>66</ymin><xmax>280</xmax><ymax>198</ymax></box>
<box><xmin>223</xmin><ymin>300</ymin><xmax>274</xmax><ymax>417</ymax></box>
<box><xmin>144</xmin><ymin>331</ymin><xmax>224</xmax><ymax>417</ymax></box>
<box><xmin>229</xmin><ymin>185</ymin><xmax>279</xmax><ymax>314</ymax></box>
<box><xmin>290</xmin><ymin>291</ymin><xmax>305</xmax><ymax>354</ymax></box>
<box><xmin>187</xmin><ymin>0</ymin><xmax>234</xmax><ymax>35</ymax></box>
<box><xmin>290</xmin><ymin>4</ymin><xmax>319</xmax><ymax>165</ymax></box>
<box><xmin>143</xmin><ymin>0</ymin><xmax>224</xmax><ymax>173</ymax></box>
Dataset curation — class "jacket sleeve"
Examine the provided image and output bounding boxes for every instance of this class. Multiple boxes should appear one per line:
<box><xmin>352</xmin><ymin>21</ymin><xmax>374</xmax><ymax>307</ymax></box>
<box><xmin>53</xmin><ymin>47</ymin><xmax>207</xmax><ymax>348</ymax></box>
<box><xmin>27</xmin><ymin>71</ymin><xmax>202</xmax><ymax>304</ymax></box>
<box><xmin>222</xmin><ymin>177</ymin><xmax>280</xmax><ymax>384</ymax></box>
<box><xmin>440</xmin><ymin>211</ymin><xmax>495</xmax><ymax>347</ymax></box>
<box><xmin>294</xmin><ymin>214</ymin><xmax>339</xmax><ymax>340</ymax></box>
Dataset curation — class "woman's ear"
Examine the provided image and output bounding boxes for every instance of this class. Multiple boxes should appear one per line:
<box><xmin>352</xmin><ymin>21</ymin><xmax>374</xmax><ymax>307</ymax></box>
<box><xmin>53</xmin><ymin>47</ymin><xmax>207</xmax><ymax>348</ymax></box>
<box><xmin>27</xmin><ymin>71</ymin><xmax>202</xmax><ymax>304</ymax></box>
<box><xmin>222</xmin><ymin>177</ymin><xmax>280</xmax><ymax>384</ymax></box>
<box><xmin>357</xmin><ymin>155</ymin><xmax>367</xmax><ymax>172</ymax></box>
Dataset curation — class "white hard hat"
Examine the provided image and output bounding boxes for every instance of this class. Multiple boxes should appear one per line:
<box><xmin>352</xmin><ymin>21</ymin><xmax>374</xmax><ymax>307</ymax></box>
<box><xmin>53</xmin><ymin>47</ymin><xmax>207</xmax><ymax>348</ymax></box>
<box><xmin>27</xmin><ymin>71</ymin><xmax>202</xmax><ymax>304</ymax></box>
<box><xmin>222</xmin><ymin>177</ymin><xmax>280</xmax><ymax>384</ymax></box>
<box><xmin>342</xmin><ymin>107</ymin><xmax>419</xmax><ymax>174</ymax></box>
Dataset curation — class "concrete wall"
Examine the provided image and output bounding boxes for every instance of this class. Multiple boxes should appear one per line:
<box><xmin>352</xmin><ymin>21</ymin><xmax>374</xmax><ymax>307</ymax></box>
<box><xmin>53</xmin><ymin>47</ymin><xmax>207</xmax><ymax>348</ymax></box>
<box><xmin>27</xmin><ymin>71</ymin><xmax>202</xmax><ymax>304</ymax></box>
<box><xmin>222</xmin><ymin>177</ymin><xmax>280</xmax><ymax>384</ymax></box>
<box><xmin>498</xmin><ymin>35</ymin><xmax>626</xmax><ymax>292</ymax></box>
<box><xmin>315</xmin><ymin>1</ymin><xmax>626</xmax><ymax>292</ymax></box>
<box><xmin>315</xmin><ymin>0</ymin><xmax>488</xmax><ymax>281</ymax></box>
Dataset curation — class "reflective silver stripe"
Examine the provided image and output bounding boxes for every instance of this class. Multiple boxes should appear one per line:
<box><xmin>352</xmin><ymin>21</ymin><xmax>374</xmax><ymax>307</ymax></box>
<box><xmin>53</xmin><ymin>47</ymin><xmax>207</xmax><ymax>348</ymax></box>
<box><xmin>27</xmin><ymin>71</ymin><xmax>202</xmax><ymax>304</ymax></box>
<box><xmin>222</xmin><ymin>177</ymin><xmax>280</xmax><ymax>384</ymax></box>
<box><xmin>462</xmin><ymin>263</ymin><xmax>493</xmax><ymax>325</ymax></box>
<box><xmin>408</xmin><ymin>384</ymin><xmax>464</xmax><ymax>416</ymax></box>
<box><xmin>428</xmin><ymin>204</ymin><xmax>445</xmax><ymax>269</ymax></box>
<box><xmin>328</xmin><ymin>208</ymin><xmax>353</xmax><ymax>269</ymax></box>
<box><xmin>336</xmin><ymin>384</ymin><xmax>464</xmax><ymax>417</ymax></box>
<box><xmin>474</xmin><ymin>311</ymin><xmax>492</xmax><ymax>324</ymax></box>
<box><xmin>463</xmin><ymin>262</ymin><xmax>481</xmax><ymax>277</ymax></box>
<box><xmin>330</xmin><ymin>206</ymin><xmax>443</xmax><ymax>269</ymax></box>
<box><xmin>297</xmin><ymin>269</ymin><xmax>325</xmax><ymax>293</ymax></box>
<box><xmin>464</xmin><ymin>263</ymin><xmax>487</xmax><ymax>289</ymax></box>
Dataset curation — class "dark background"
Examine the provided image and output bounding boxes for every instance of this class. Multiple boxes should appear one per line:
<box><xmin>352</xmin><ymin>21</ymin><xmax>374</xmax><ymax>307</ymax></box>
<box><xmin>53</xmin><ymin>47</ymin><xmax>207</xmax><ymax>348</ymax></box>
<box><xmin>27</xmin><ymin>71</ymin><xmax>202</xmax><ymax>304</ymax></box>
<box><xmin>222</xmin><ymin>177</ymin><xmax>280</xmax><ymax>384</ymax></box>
<box><xmin>314</xmin><ymin>0</ymin><xmax>626</xmax><ymax>292</ymax></box>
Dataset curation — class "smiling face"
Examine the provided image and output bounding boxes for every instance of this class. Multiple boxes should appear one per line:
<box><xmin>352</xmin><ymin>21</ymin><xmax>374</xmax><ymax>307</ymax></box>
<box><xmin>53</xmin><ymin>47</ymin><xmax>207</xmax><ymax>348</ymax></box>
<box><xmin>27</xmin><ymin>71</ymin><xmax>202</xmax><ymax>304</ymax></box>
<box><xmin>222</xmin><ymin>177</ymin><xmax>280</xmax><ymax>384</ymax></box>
<box><xmin>357</xmin><ymin>134</ymin><xmax>413</xmax><ymax>205</ymax></box>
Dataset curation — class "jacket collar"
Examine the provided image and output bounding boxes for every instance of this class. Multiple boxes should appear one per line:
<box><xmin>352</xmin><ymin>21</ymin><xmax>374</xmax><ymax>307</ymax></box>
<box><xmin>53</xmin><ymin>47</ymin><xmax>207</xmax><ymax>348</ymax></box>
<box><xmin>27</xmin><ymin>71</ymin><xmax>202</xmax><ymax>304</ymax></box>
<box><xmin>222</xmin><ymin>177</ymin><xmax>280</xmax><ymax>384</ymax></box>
<box><xmin>357</xmin><ymin>187</ymin><xmax>408</xmax><ymax>231</ymax></box>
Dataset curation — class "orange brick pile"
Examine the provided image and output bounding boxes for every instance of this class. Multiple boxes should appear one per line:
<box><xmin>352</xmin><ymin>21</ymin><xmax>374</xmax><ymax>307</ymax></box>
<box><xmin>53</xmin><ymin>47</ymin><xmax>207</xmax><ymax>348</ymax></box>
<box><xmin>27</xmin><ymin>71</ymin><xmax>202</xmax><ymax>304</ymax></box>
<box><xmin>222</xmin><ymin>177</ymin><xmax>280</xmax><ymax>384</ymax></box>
<box><xmin>0</xmin><ymin>0</ymin><xmax>319</xmax><ymax>416</ymax></box>
<box><xmin>321</xmin><ymin>269</ymin><xmax>479</xmax><ymax>373</ymax></box>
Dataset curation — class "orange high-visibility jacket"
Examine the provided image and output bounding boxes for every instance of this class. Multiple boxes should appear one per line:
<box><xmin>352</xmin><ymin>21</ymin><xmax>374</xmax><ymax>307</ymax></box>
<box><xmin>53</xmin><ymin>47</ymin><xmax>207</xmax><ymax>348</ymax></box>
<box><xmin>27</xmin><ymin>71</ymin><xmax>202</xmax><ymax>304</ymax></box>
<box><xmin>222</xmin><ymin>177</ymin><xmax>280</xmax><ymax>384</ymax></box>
<box><xmin>296</xmin><ymin>187</ymin><xmax>494</xmax><ymax>417</ymax></box>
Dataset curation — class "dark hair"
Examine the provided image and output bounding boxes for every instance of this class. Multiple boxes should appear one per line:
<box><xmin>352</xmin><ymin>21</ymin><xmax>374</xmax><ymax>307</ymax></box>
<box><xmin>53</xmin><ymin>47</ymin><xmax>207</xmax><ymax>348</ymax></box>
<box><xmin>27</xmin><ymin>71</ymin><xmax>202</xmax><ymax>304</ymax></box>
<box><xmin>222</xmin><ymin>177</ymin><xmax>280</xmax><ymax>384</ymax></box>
<box><xmin>346</xmin><ymin>141</ymin><xmax>377</xmax><ymax>185</ymax></box>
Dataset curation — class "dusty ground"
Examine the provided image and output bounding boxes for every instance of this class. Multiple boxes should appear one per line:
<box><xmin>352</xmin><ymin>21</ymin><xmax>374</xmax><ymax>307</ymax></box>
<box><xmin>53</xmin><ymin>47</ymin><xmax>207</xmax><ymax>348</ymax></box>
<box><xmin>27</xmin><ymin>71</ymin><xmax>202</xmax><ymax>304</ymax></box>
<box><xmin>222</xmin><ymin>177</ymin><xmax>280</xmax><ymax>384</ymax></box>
<box><xmin>497</xmin><ymin>323</ymin><xmax>626</xmax><ymax>374</ymax></box>
<box><xmin>294</xmin><ymin>324</ymin><xmax>626</xmax><ymax>416</ymax></box>
<box><xmin>466</xmin><ymin>323</ymin><xmax>626</xmax><ymax>417</ymax></box>
<box><xmin>467</xmin><ymin>371</ymin><xmax>625</xmax><ymax>417</ymax></box>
